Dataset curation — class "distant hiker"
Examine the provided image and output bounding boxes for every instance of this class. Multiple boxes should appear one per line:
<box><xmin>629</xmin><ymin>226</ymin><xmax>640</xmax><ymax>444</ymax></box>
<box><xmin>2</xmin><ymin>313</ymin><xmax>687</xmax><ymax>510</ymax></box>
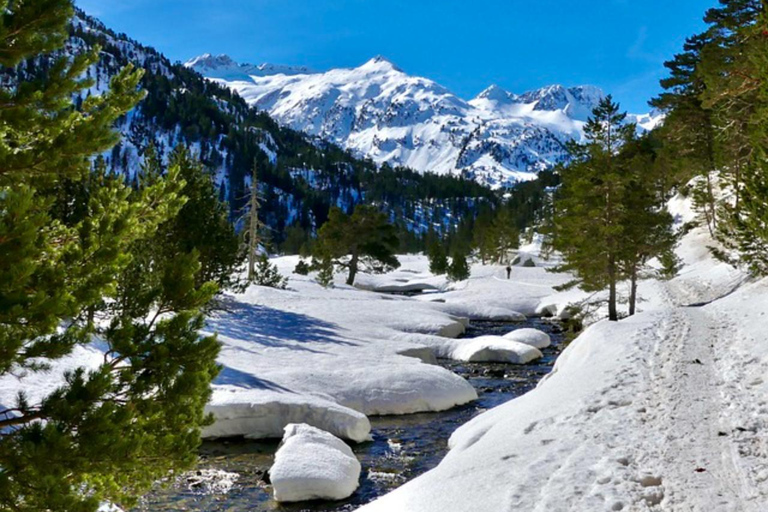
<box><xmin>506</xmin><ymin>265</ymin><xmax>512</xmax><ymax>279</ymax></box>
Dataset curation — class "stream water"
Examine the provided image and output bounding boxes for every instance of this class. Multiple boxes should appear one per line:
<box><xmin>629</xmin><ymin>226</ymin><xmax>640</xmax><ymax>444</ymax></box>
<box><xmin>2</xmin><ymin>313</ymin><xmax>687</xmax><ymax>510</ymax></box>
<box><xmin>137</xmin><ymin>318</ymin><xmax>564</xmax><ymax>511</ymax></box>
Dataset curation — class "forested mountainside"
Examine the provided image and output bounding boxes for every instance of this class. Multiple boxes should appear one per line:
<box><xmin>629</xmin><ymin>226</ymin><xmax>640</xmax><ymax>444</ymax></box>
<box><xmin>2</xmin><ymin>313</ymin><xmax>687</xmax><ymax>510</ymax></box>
<box><xmin>5</xmin><ymin>9</ymin><xmax>497</xmax><ymax>249</ymax></box>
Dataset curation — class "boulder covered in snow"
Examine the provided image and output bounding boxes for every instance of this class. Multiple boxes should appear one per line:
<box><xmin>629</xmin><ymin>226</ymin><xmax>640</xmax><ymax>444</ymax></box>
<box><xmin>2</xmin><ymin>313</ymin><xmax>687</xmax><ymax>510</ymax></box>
<box><xmin>503</xmin><ymin>328</ymin><xmax>551</xmax><ymax>349</ymax></box>
<box><xmin>202</xmin><ymin>388</ymin><xmax>372</xmax><ymax>443</ymax></box>
<box><xmin>451</xmin><ymin>335</ymin><xmax>543</xmax><ymax>364</ymax></box>
<box><xmin>271</xmin><ymin>423</ymin><xmax>361</xmax><ymax>502</ymax></box>
<box><xmin>433</xmin><ymin>301</ymin><xmax>526</xmax><ymax>322</ymax></box>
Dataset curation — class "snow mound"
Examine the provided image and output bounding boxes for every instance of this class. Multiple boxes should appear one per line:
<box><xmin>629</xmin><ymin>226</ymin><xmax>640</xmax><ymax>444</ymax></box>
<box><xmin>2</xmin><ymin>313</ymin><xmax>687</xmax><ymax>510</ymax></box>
<box><xmin>202</xmin><ymin>388</ymin><xmax>371</xmax><ymax>443</ymax></box>
<box><xmin>450</xmin><ymin>335</ymin><xmax>543</xmax><ymax>364</ymax></box>
<box><xmin>432</xmin><ymin>301</ymin><xmax>526</xmax><ymax>322</ymax></box>
<box><xmin>270</xmin><ymin>424</ymin><xmax>361</xmax><ymax>502</ymax></box>
<box><xmin>502</xmin><ymin>328</ymin><xmax>551</xmax><ymax>349</ymax></box>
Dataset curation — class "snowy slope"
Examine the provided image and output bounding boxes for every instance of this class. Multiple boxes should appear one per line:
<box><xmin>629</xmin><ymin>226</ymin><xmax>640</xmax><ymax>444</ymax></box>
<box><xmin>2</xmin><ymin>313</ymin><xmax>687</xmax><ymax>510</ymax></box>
<box><xmin>188</xmin><ymin>55</ymin><xmax>662</xmax><ymax>188</ymax></box>
<box><xmin>359</xmin><ymin>198</ymin><xmax>767</xmax><ymax>511</ymax></box>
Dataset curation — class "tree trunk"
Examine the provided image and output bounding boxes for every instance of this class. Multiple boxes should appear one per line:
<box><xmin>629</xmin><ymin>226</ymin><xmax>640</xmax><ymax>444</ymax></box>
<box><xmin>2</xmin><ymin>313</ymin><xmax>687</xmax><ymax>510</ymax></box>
<box><xmin>629</xmin><ymin>266</ymin><xmax>638</xmax><ymax>317</ymax></box>
<box><xmin>247</xmin><ymin>164</ymin><xmax>260</xmax><ymax>281</ymax></box>
<box><xmin>346</xmin><ymin>251</ymin><xmax>359</xmax><ymax>286</ymax></box>
<box><xmin>608</xmin><ymin>257</ymin><xmax>618</xmax><ymax>322</ymax></box>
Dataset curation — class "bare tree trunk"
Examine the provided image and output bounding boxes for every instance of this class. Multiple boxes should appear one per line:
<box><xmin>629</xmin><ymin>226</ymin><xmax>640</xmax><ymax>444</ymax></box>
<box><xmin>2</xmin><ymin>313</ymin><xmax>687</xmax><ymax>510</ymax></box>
<box><xmin>247</xmin><ymin>162</ymin><xmax>260</xmax><ymax>281</ymax></box>
<box><xmin>629</xmin><ymin>266</ymin><xmax>638</xmax><ymax>317</ymax></box>
<box><xmin>706</xmin><ymin>172</ymin><xmax>717</xmax><ymax>234</ymax></box>
<box><xmin>346</xmin><ymin>251</ymin><xmax>359</xmax><ymax>286</ymax></box>
<box><xmin>608</xmin><ymin>257</ymin><xmax>618</xmax><ymax>322</ymax></box>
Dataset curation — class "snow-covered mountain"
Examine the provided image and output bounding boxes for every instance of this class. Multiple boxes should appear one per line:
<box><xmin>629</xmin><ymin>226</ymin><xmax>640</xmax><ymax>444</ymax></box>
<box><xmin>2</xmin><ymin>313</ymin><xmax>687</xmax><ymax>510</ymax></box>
<box><xmin>9</xmin><ymin>11</ymin><xmax>496</xmax><ymax>246</ymax></box>
<box><xmin>188</xmin><ymin>55</ymin><xmax>661</xmax><ymax>188</ymax></box>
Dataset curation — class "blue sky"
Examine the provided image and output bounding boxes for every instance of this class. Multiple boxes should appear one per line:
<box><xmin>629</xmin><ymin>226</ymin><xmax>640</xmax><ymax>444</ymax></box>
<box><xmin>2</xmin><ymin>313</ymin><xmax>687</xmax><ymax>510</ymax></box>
<box><xmin>76</xmin><ymin>0</ymin><xmax>716</xmax><ymax>113</ymax></box>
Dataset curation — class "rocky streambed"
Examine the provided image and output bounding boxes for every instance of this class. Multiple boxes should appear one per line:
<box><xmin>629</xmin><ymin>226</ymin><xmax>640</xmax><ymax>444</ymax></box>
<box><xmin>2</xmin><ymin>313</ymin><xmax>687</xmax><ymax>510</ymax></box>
<box><xmin>136</xmin><ymin>318</ymin><xmax>564</xmax><ymax>511</ymax></box>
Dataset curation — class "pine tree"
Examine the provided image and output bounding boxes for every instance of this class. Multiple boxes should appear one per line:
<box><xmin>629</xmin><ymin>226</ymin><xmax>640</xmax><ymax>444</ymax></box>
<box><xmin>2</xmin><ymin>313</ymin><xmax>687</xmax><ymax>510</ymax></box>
<box><xmin>708</xmin><ymin>5</ymin><xmax>768</xmax><ymax>274</ymax></box>
<box><xmin>426</xmin><ymin>229</ymin><xmax>449</xmax><ymax>275</ymax></box>
<box><xmin>247</xmin><ymin>159</ymin><xmax>263</xmax><ymax>281</ymax></box>
<box><xmin>164</xmin><ymin>145</ymin><xmax>243</xmax><ymax>290</ymax></box>
<box><xmin>472</xmin><ymin>207</ymin><xmax>496</xmax><ymax>264</ymax></box>
<box><xmin>616</xmin><ymin>136</ymin><xmax>678</xmax><ymax>315</ymax></box>
<box><xmin>315</xmin><ymin>257</ymin><xmax>335</xmax><ymax>288</ymax></box>
<box><xmin>315</xmin><ymin>205</ymin><xmax>400</xmax><ymax>285</ymax></box>
<box><xmin>553</xmin><ymin>96</ymin><xmax>635</xmax><ymax>321</ymax></box>
<box><xmin>294</xmin><ymin>259</ymin><xmax>311</xmax><ymax>275</ymax></box>
<box><xmin>0</xmin><ymin>2</ymin><xmax>220</xmax><ymax>509</ymax></box>
<box><xmin>491</xmin><ymin>207</ymin><xmax>520</xmax><ymax>264</ymax></box>
<box><xmin>650</xmin><ymin>32</ymin><xmax>720</xmax><ymax>234</ymax></box>
<box><xmin>447</xmin><ymin>251</ymin><xmax>471</xmax><ymax>282</ymax></box>
<box><xmin>251</xmin><ymin>254</ymin><xmax>288</xmax><ymax>289</ymax></box>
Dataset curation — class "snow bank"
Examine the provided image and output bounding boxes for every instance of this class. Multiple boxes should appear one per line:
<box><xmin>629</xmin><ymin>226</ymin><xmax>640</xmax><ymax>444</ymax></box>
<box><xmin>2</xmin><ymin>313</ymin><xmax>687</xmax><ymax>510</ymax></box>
<box><xmin>449</xmin><ymin>335</ymin><xmax>542</xmax><ymax>364</ymax></box>
<box><xmin>429</xmin><ymin>301</ymin><xmax>526</xmax><ymax>322</ymax></box>
<box><xmin>415</xmin><ymin>263</ymin><xmax>572</xmax><ymax>318</ymax></box>
<box><xmin>202</xmin><ymin>258</ymin><xmax>477</xmax><ymax>440</ymax></box>
<box><xmin>360</xmin><ymin>197</ymin><xmax>768</xmax><ymax>511</ymax></box>
<box><xmin>270</xmin><ymin>424</ymin><xmax>361</xmax><ymax>502</ymax></box>
<box><xmin>202</xmin><ymin>387</ymin><xmax>371</xmax><ymax>442</ymax></box>
<box><xmin>502</xmin><ymin>327</ymin><xmax>551</xmax><ymax>349</ymax></box>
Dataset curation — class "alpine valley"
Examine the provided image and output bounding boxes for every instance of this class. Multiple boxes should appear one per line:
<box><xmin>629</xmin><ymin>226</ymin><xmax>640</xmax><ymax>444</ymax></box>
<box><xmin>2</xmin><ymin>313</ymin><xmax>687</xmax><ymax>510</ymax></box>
<box><xmin>8</xmin><ymin>10</ymin><xmax>498</xmax><ymax>249</ymax></box>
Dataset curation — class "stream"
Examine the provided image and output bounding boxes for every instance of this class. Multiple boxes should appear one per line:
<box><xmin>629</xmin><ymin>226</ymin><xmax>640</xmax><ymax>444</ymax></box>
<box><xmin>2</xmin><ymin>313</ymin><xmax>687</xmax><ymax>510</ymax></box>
<box><xmin>137</xmin><ymin>318</ymin><xmax>564</xmax><ymax>511</ymax></box>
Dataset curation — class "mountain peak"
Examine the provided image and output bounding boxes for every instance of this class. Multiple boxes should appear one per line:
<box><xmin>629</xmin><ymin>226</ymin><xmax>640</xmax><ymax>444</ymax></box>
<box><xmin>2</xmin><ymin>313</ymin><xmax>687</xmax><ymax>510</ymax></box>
<box><xmin>184</xmin><ymin>53</ymin><xmax>237</xmax><ymax>70</ymax></box>
<box><xmin>359</xmin><ymin>55</ymin><xmax>401</xmax><ymax>72</ymax></box>
<box><xmin>475</xmin><ymin>84</ymin><xmax>514</xmax><ymax>103</ymax></box>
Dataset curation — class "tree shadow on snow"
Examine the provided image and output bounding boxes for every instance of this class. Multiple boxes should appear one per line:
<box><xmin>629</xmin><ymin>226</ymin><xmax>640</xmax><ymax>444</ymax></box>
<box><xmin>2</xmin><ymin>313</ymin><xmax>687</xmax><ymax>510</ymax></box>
<box><xmin>214</xmin><ymin>366</ymin><xmax>297</xmax><ymax>392</ymax></box>
<box><xmin>206</xmin><ymin>299</ymin><xmax>357</xmax><ymax>354</ymax></box>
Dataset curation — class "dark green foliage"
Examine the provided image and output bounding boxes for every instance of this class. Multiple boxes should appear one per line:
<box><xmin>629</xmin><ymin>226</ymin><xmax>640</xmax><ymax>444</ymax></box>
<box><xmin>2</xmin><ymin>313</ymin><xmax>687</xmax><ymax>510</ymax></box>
<box><xmin>553</xmin><ymin>97</ymin><xmax>635</xmax><ymax>321</ymax></box>
<box><xmin>315</xmin><ymin>205</ymin><xmax>400</xmax><ymax>286</ymax></box>
<box><xmin>282</xmin><ymin>223</ymin><xmax>310</xmax><ymax>255</ymax></box>
<box><xmin>472</xmin><ymin>205</ymin><xmax>520</xmax><ymax>264</ymax></box>
<box><xmin>616</xmin><ymin>136</ymin><xmax>678</xmax><ymax>315</ymax></box>
<box><xmin>554</xmin><ymin>98</ymin><xmax>677</xmax><ymax>320</ymax></box>
<box><xmin>294</xmin><ymin>259</ymin><xmax>311</xmax><ymax>276</ymax></box>
<box><xmin>315</xmin><ymin>257</ymin><xmax>335</xmax><ymax>288</ymax></box>
<box><xmin>653</xmin><ymin>1</ymin><xmax>768</xmax><ymax>276</ymax></box>
<box><xmin>0</xmin><ymin>2</ymin><xmax>221</xmax><ymax>510</ymax></box>
<box><xmin>160</xmin><ymin>145</ymin><xmax>243</xmax><ymax>291</ymax></box>
<box><xmin>427</xmin><ymin>234</ymin><xmax>449</xmax><ymax>275</ymax></box>
<box><xmin>251</xmin><ymin>255</ymin><xmax>288</xmax><ymax>289</ymax></box>
<box><xmin>447</xmin><ymin>252</ymin><xmax>471</xmax><ymax>282</ymax></box>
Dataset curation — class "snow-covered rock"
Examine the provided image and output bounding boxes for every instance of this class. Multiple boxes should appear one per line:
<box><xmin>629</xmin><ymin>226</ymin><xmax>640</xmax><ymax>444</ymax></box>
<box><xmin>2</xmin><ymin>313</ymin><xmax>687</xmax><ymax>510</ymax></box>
<box><xmin>97</xmin><ymin>504</ymin><xmax>123</xmax><ymax>512</ymax></box>
<box><xmin>449</xmin><ymin>335</ymin><xmax>543</xmax><ymax>364</ymax></box>
<box><xmin>430</xmin><ymin>301</ymin><xmax>526</xmax><ymax>322</ymax></box>
<box><xmin>188</xmin><ymin>55</ymin><xmax>662</xmax><ymax>188</ymax></box>
<box><xmin>202</xmin><ymin>388</ymin><xmax>372</xmax><ymax>442</ymax></box>
<box><xmin>270</xmin><ymin>423</ymin><xmax>361</xmax><ymax>502</ymax></box>
<box><xmin>502</xmin><ymin>327</ymin><xmax>551</xmax><ymax>349</ymax></box>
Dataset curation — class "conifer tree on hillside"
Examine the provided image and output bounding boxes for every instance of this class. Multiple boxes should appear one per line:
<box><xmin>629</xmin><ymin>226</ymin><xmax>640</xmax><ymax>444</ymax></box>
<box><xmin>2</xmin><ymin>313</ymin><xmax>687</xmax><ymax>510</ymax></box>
<box><xmin>553</xmin><ymin>96</ymin><xmax>635</xmax><ymax>321</ymax></box>
<box><xmin>703</xmin><ymin>3</ymin><xmax>768</xmax><ymax>274</ymax></box>
<box><xmin>0</xmin><ymin>2</ymin><xmax>221</xmax><ymax>509</ymax></box>
<box><xmin>472</xmin><ymin>207</ymin><xmax>497</xmax><ymax>264</ymax></box>
<box><xmin>492</xmin><ymin>207</ymin><xmax>520</xmax><ymax>264</ymax></box>
<box><xmin>426</xmin><ymin>229</ymin><xmax>449</xmax><ymax>275</ymax></box>
<box><xmin>447</xmin><ymin>251</ymin><xmax>471</xmax><ymax>282</ymax></box>
<box><xmin>247</xmin><ymin>159</ymin><xmax>264</xmax><ymax>281</ymax></box>
<box><xmin>650</xmin><ymin>32</ymin><xmax>720</xmax><ymax>234</ymax></box>
<box><xmin>149</xmin><ymin>145</ymin><xmax>243</xmax><ymax>291</ymax></box>
<box><xmin>617</xmin><ymin>136</ymin><xmax>678</xmax><ymax>315</ymax></box>
<box><xmin>315</xmin><ymin>205</ymin><xmax>400</xmax><ymax>285</ymax></box>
